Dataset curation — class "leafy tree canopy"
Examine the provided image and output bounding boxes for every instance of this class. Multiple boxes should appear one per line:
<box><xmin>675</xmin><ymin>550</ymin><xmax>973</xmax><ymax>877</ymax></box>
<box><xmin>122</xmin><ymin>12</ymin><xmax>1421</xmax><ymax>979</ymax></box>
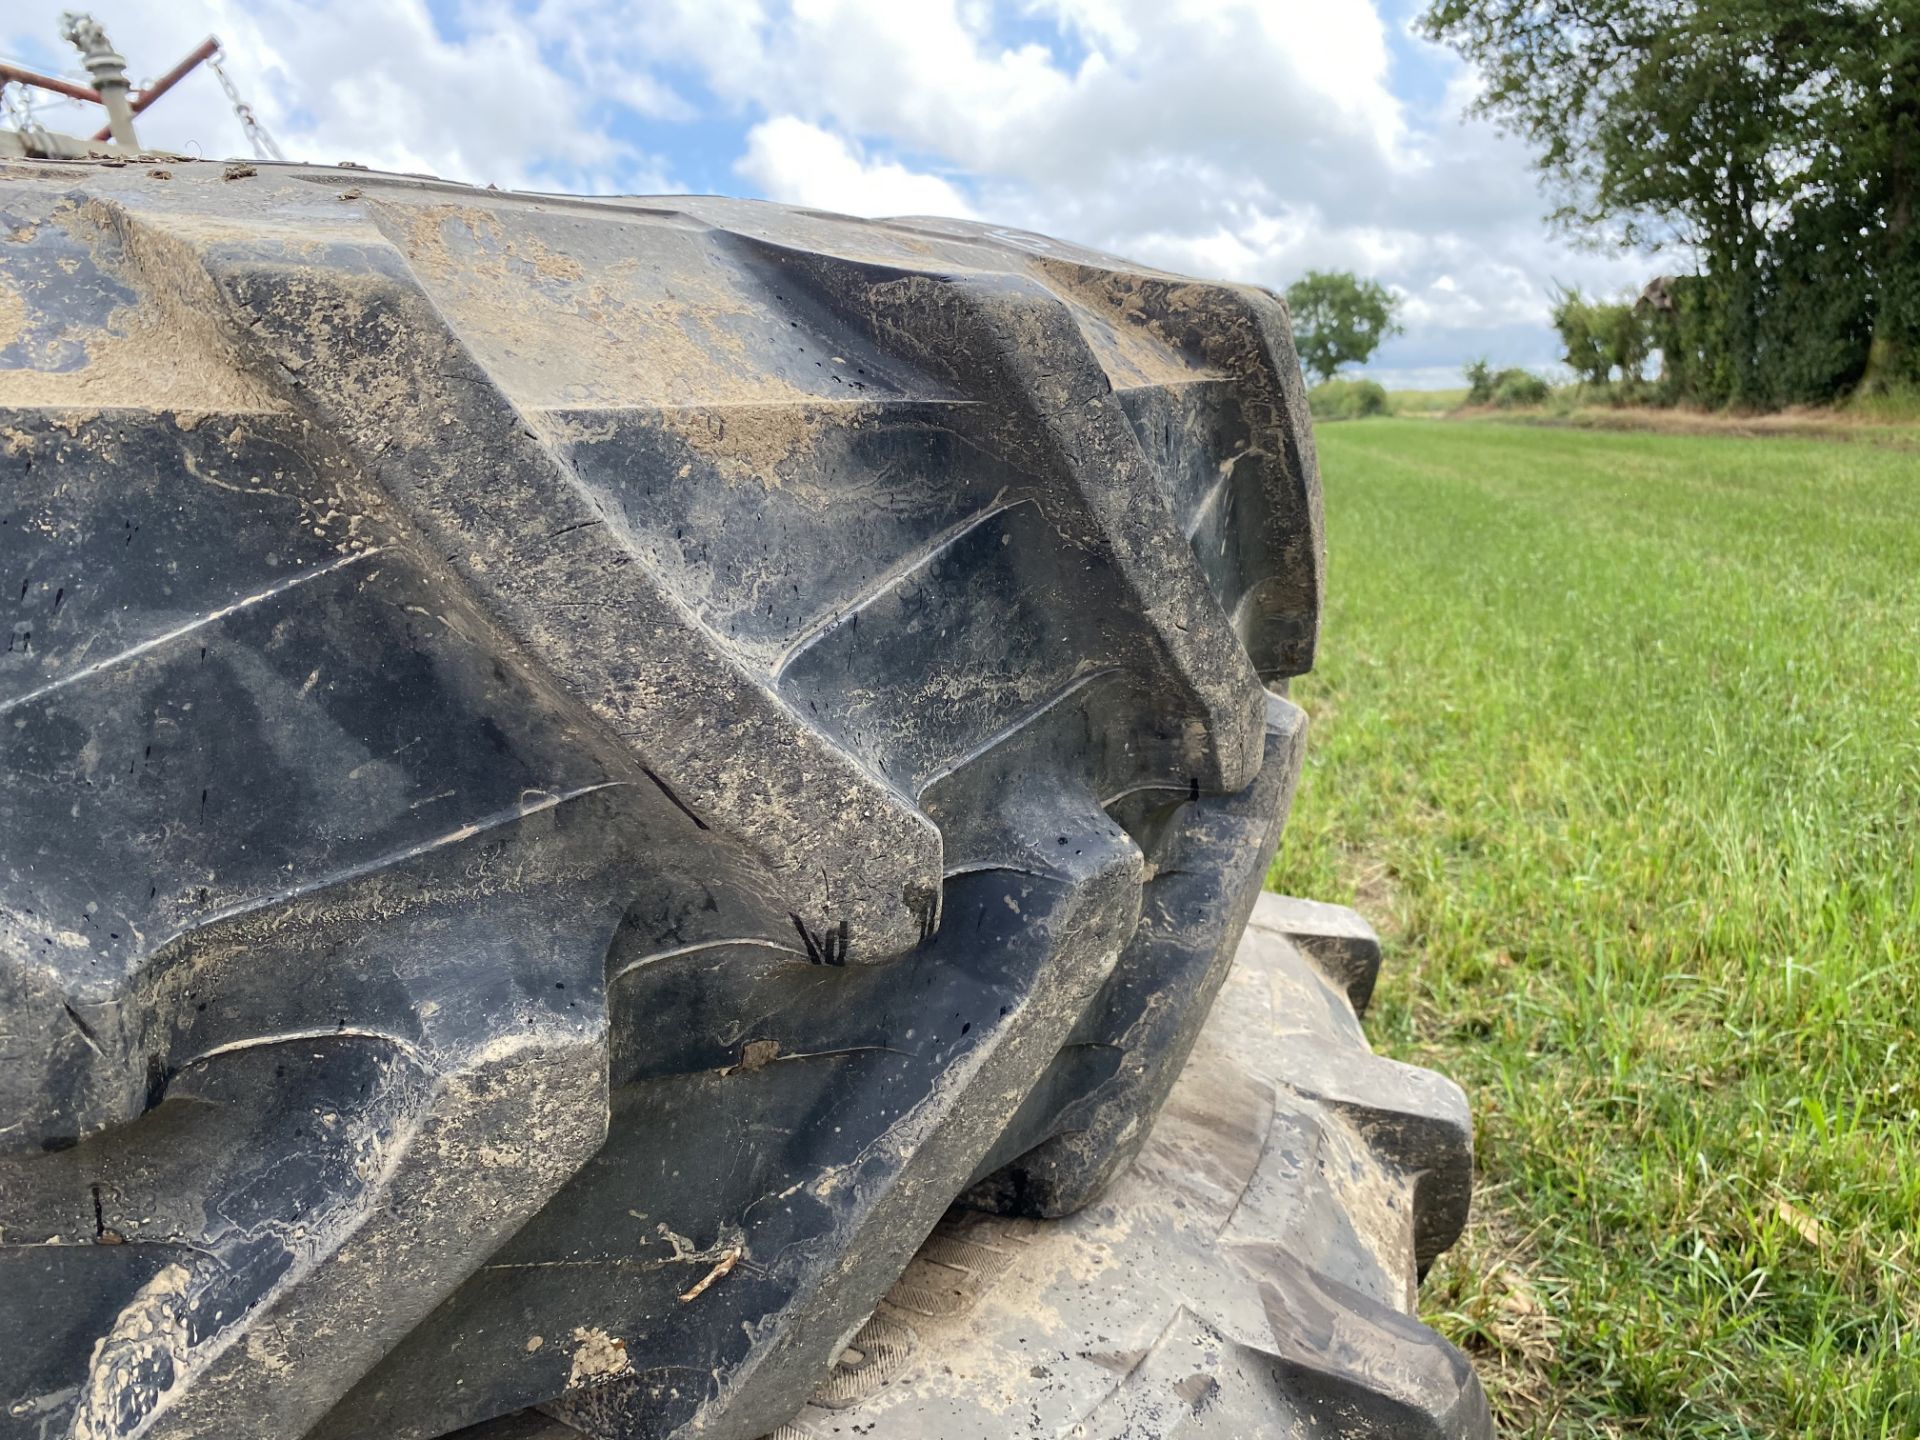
<box><xmin>1285</xmin><ymin>271</ymin><xmax>1403</xmax><ymax>384</ymax></box>
<box><xmin>1422</xmin><ymin>0</ymin><xmax>1918</xmax><ymax>406</ymax></box>
<box><xmin>1551</xmin><ymin>288</ymin><xmax>1650</xmax><ymax>386</ymax></box>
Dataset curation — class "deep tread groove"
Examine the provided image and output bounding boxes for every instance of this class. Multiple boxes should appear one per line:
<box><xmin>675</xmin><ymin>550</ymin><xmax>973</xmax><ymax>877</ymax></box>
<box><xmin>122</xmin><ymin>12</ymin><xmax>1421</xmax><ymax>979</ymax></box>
<box><xmin>755</xmin><ymin>897</ymin><xmax>1490</xmax><ymax>1440</ymax></box>
<box><xmin>0</xmin><ymin>162</ymin><xmax>1480</xmax><ymax>1440</ymax></box>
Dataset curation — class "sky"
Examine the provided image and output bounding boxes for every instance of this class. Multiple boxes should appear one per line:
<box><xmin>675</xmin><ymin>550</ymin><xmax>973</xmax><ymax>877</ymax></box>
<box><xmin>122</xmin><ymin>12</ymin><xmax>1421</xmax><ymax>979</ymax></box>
<box><xmin>2</xmin><ymin>0</ymin><xmax>1653</xmax><ymax>389</ymax></box>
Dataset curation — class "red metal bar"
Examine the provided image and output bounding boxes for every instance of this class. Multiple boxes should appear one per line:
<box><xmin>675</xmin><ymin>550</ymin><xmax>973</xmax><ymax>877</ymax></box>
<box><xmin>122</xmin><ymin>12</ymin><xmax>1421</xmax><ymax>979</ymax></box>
<box><xmin>0</xmin><ymin>62</ymin><xmax>101</xmax><ymax>105</ymax></box>
<box><xmin>91</xmin><ymin>36</ymin><xmax>218</xmax><ymax>141</ymax></box>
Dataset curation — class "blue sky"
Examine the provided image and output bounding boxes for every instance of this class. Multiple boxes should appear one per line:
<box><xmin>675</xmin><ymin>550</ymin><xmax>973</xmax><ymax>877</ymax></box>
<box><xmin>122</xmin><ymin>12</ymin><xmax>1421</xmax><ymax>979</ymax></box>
<box><xmin>4</xmin><ymin>0</ymin><xmax>1652</xmax><ymax>388</ymax></box>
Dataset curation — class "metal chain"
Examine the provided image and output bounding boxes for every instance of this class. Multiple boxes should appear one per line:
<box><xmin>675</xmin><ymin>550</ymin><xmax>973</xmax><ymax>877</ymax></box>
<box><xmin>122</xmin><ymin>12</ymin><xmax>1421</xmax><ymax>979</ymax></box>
<box><xmin>1</xmin><ymin>80</ymin><xmax>31</xmax><ymax>130</ymax></box>
<box><xmin>1</xmin><ymin>78</ymin><xmax>56</xmax><ymax>148</ymax></box>
<box><xmin>207</xmin><ymin>52</ymin><xmax>283</xmax><ymax>162</ymax></box>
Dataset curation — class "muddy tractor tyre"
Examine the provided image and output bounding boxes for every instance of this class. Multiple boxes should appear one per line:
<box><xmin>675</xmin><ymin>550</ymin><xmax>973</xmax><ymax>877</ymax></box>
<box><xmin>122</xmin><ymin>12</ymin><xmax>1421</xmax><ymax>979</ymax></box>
<box><xmin>0</xmin><ymin>159</ymin><xmax>1489</xmax><ymax>1440</ymax></box>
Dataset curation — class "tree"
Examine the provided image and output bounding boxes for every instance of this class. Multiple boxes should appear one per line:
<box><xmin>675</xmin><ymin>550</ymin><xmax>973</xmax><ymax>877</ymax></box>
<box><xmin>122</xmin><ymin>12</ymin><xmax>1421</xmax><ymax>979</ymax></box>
<box><xmin>1284</xmin><ymin>271</ymin><xmax>1402</xmax><ymax>384</ymax></box>
<box><xmin>1551</xmin><ymin>290</ymin><xmax>1615</xmax><ymax>386</ymax></box>
<box><xmin>1464</xmin><ymin>358</ymin><xmax>1495</xmax><ymax>405</ymax></box>
<box><xmin>1421</xmin><ymin>0</ymin><xmax>1916</xmax><ymax>406</ymax></box>
<box><xmin>1551</xmin><ymin>289</ymin><xmax>1649</xmax><ymax>386</ymax></box>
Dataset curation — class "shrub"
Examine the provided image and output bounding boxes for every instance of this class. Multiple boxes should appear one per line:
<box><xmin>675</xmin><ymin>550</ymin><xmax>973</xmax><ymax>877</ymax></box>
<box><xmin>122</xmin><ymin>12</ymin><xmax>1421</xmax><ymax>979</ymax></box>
<box><xmin>1492</xmin><ymin>368</ymin><xmax>1552</xmax><ymax>407</ymax></box>
<box><xmin>1650</xmin><ymin>255</ymin><xmax>1875</xmax><ymax>410</ymax></box>
<box><xmin>1308</xmin><ymin>377</ymin><xmax>1390</xmax><ymax>420</ymax></box>
<box><xmin>1552</xmin><ymin>288</ymin><xmax>1651</xmax><ymax>386</ymax></box>
<box><xmin>1464</xmin><ymin>358</ymin><xmax>1496</xmax><ymax>405</ymax></box>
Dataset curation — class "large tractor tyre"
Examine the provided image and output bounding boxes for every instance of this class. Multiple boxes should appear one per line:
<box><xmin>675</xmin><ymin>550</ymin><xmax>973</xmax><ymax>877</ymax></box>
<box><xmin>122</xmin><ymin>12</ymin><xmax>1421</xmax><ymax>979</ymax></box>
<box><xmin>0</xmin><ymin>159</ymin><xmax>1488</xmax><ymax>1440</ymax></box>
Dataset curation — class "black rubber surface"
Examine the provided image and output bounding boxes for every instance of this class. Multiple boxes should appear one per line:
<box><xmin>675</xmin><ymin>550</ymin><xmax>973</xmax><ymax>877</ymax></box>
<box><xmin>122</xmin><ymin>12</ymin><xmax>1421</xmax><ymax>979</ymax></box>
<box><xmin>752</xmin><ymin>893</ymin><xmax>1490</xmax><ymax>1440</ymax></box>
<box><xmin>0</xmin><ymin>157</ymin><xmax>1477</xmax><ymax>1440</ymax></box>
<box><xmin>460</xmin><ymin>898</ymin><xmax>1491</xmax><ymax>1440</ymax></box>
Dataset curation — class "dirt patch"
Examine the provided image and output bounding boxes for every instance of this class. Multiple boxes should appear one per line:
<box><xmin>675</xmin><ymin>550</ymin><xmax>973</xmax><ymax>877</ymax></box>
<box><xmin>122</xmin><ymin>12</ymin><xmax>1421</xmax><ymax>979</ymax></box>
<box><xmin>1032</xmin><ymin>260</ymin><xmax>1230</xmax><ymax>390</ymax></box>
<box><xmin>655</xmin><ymin>402</ymin><xmax>863</xmax><ymax>490</ymax></box>
<box><xmin>0</xmin><ymin>273</ymin><xmax>24</xmax><ymax>351</ymax></box>
<box><xmin>0</xmin><ymin>196</ymin><xmax>285</xmax><ymax>414</ymax></box>
<box><xmin>372</xmin><ymin>201</ymin><xmax>823</xmax><ymax>410</ymax></box>
<box><xmin>1342</xmin><ymin>848</ymin><xmax>1405</xmax><ymax>941</ymax></box>
<box><xmin>69</xmin><ymin>1262</ymin><xmax>196</xmax><ymax>1440</ymax></box>
<box><xmin>566</xmin><ymin>1327</ymin><xmax>634</xmax><ymax>1388</ymax></box>
<box><xmin>1420</xmin><ymin>1183</ymin><xmax>1562</xmax><ymax>1431</ymax></box>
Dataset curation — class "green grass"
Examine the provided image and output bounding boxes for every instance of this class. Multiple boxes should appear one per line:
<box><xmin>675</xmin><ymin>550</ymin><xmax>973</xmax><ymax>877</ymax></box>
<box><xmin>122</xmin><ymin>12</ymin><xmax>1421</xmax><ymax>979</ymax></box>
<box><xmin>1387</xmin><ymin>386</ymin><xmax>1471</xmax><ymax>415</ymax></box>
<box><xmin>1268</xmin><ymin>420</ymin><xmax>1920</xmax><ymax>1438</ymax></box>
<box><xmin>1844</xmin><ymin>385</ymin><xmax>1920</xmax><ymax>425</ymax></box>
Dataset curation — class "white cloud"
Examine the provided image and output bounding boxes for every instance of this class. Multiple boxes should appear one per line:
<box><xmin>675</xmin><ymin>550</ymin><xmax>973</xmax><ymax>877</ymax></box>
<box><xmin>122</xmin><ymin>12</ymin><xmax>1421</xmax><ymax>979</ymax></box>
<box><xmin>737</xmin><ymin>116</ymin><xmax>977</xmax><ymax>217</ymax></box>
<box><xmin>1</xmin><ymin>0</ymin><xmax>670</xmax><ymax>191</ymax></box>
<box><xmin>0</xmin><ymin>0</ymin><xmax>1656</xmax><ymax>375</ymax></box>
<box><xmin>600</xmin><ymin>0</ymin><xmax>1642</xmax><ymax>371</ymax></box>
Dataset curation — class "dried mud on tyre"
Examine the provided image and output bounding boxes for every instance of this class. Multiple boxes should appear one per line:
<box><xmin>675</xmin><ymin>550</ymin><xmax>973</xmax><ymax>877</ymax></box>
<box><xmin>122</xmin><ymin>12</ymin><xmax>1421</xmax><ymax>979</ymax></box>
<box><xmin>0</xmin><ymin>159</ymin><xmax>1485</xmax><ymax>1440</ymax></box>
<box><xmin>754</xmin><ymin>895</ymin><xmax>1492</xmax><ymax>1440</ymax></box>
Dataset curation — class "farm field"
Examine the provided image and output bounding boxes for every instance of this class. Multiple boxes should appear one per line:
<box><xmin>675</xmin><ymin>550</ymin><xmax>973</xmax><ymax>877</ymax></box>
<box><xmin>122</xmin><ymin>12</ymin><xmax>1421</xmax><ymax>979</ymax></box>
<box><xmin>1269</xmin><ymin>420</ymin><xmax>1920</xmax><ymax>1438</ymax></box>
<box><xmin>1385</xmin><ymin>386</ymin><xmax>1471</xmax><ymax>415</ymax></box>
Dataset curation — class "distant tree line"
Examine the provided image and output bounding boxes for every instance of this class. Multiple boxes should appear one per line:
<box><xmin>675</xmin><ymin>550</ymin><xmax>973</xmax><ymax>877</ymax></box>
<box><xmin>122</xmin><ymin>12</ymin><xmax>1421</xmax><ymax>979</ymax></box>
<box><xmin>1423</xmin><ymin>0</ymin><xmax>1918</xmax><ymax>409</ymax></box>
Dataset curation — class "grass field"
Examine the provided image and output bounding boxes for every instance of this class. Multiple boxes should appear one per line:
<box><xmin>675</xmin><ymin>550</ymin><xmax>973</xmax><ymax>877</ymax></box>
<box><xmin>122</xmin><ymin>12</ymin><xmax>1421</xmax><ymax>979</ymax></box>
<box><xmin>1386</xmin><ymin>386</ymin><xmax>1471</xmax><ymax>415</ymax></box>
<box><xmin>1268</xmin><ymin>420</ymin><xmax>1920</xmax><ymax>1438</ymax></box>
